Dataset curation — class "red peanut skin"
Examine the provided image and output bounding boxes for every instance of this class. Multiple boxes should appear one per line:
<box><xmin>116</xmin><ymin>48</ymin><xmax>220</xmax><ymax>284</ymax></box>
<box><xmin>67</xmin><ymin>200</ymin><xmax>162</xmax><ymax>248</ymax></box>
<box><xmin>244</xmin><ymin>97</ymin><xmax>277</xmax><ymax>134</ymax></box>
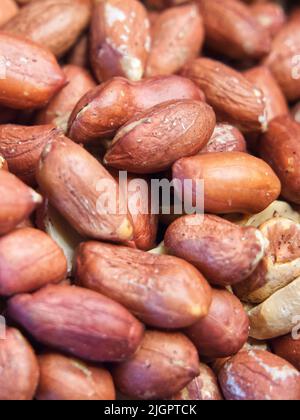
<box><xmin>260</xmin><ymin>116</ymin><xmax>300</xmax><ymax>205</ymax></box>
<box><xmin>251</xmin><ymin>3</ymin><xmax>286</xmax><ymax>38</ymax></box>
<box><xmin>200</xmin><ymin>123</ymin><xmax>246</xmax><ymax>154</ymax></box>
<box><xmin>0</xmin><ymin>124</ymin><xmax>56</xmax><ymax>185</ymax></box>
<box><xmin>244</xmin><ymin>66</ymin><xmax>288</xmax><ymax>123</ymax></box>
<box><xmin>199</xmin><ymin>0</ymin><xmax>271</xmax><ymax>60</ymax></box>
<box><xmin>113</xmin><ymin>331</ymin><xmax>200</xmax><ymax>400</ymax></box>
<box><xmin>172</xmin><ymin>363</ymin><xmax>223</xmax><ymax>401</ymax></box>
<box><xmin>0</xmin><ymin>227</ymin><xmax>67</xmax><ymax>296</ymax></box>
<box><xmin>67</xmin><ymin>34</ymin><xmax>89</xmax><ymax>68</ymax></box>
<box><xmin>90</xmin><ymin>0</ymin><xmax>150</xmax><ymax>82</ymax></box>
<box><xmin>68</xmin><ymin>75</ymin><xmax>205</xmax><ymax>144</ymax></box>
<box><xmin>36</xmin><ymin>65</ymin><xmax>96</xmax><ymax>133</ymax></box>
<box><xmin>164</xmin><ymin>214</ymin><xmax>265</xmax><ymax>287</ymax></box>
<box><xmin>185</xmin><ymin>289</ymin><xmax>249</xmax><ymax>359</ymax></box>
<box><xmin>75</xmin><ymin>241</ymin><xmax>212</xmax><ymax>329</ymax></box>
<box><xmin>104</xmin><ymin>100</ymin><xmax>216</xmax><ymax>174</ymax></box>
<box><xmin>0</xmin><ymin>33</ymin><xmax>66</xmax><ymax>110</ymax></box>
<box><xmin>8</xmin><ymin>285</ymin><xmax>144</xmax><ymax>362</ymax></box>
<box><xmin>146</xmin><ymin>3</ymin><xmax>204</xmax><ymax>77</ymax></box>
<box><xmin>271</xmin><ymin>335</ymin><xmax>300</xmax><ymax>371</ymax></box>
<box><xmin>219</xmin><ymin>350</ymin><xmax>300</xmax><ymax>400</ymax></box>
<box><xmin>183</xmin><ymin>58</ymin><xmax>267</xmax><ymax>133</ymax></box>
<box><xmin>0</xmin><ymin>0</ymin><xmax>18</xmax><ymax>27</ymax></box>
<box><xmin>0</xmin><ymin>170</ymin><xmax>41</xmax><ymax>235</ymax></box>
<box><xmin>3</xmin><ymin>0</ymin><xmax>92</xmax><ymax>58</ymax></box>
<box><xmin>172</xmin><ymin>152</ymin><xmax>281</xmax><ymax>214</ymax></box>
<box><xmin>36</xmin><ymin>353</ymin><xmax>116</xmax><ymax>401</ymax></box>
<box><xmin>264</xmin><ymin>19</ymin><xmax>300</xmax><ymax>101</ymax></box>
<box><xmin>0</xmin><ymin>328</ymin><xmax>39</xmax><ymax>401</ymax></box>
<box><xmin>121</xmin><ymin>173</ymin><xmax>158</xmax><ymax>251</ymax></box>
<box><xmin>36</xmin><ymin>132</ymin><xmax>133</xmax><ymax>243</ymax></box>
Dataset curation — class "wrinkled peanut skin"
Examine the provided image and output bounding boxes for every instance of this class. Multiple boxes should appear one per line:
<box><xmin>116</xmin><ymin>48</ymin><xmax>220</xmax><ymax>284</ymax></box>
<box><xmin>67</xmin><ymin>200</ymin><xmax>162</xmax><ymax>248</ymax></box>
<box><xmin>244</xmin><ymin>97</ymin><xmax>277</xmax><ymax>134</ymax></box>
<box><xmin>171</xmin><ymin>363</ymin><xmax>223</xmax><ymax>401</ymax></box>
<box><xmin>0</xmin><ymin>124</ymin><xmax>56</xmax><ymax>185</ymax></box>
<box><xmin>3</xmin><ymin>0</ymin><xmax>92</xmax><ymax>58</ymax></box>
<box><xmin>260</xmin><ymin>116</ymin><xmax>300</xmax><ymax>205</ymax></box>
<box><xmin>0</xmin><ymin>227</ymin><xmax>67</xmax><ymax>296</ymax></box>
<box><xmin>0</xmin><ymin>0</ymin><xmax>18</xmax><ymax>27</ymax></box>
<box><xmin>113</xmin><ymin>331</ymin><xmax>200</xmax><ymax>400</ymax></box>
<box><xmin>185</xmin><ymin>289</ymin><xmax>249</xmax><ymax>359</ymax></box>
<box><xmin>183</xmin><ymin>58</ymin><xmax>267</xmax><ymax>133</ymax></box>
<box><xmin>251</xmin><ymin>2</ymin><xmax>286</xmax><ymax>38</ymax></box>
<box><xmin>36</xmin><ymin>132</ymin><xmax>133</xmax><ymax>243</ymax></box>
<box><xmin>146</xmin><ymin>3</ymin><xmax>204</xmax><ymax>77</ymax></box>
<box><xmin>8</xmin><ymin>285</ymin><xmax>144</xmax><ymax>362</ymax></box>
<box><xmin>0</xmin><ymin>33</ymin><xmax>66</xmax><ymax>110</ymax></box>
<box><xmin>219</xmin><ymin>350</ymin><xmax>300</xmax><ymax>401</ymax></box>
<box><xmin>36</xmin><ymin>353</ymin><xmax>116</xmax><ymax>401</ymax></box>
<box><xmin>76</xmin><ymin>241</ymin><xmax>212</xmax><ymax>329</ymax></box>
<box><xmin>0</xmin><ymin>328</ymin><xmax>39</xmax><ymax>401</ymax></box>
<box><xmin>200</xmin><ymin>123</ymin><xmax>246</xmax><ymax>154</ymax></box>
<box><xmin>105</xmin><ymin>100</ymin><xmax>216</xmax><ymax>174</ymax></box>
<box><xmin>68</xmin><ymin>75</ymin><xmax>204</xmax><ymax>143</ymax></box>
<box><xmin>173</xmin><ymin>152</ymin><xmax>281</xmax><ymax>214</ymax></box>
<box><xmin>165</xmin><ymin>214</ymin><xmax>265</xmax><ymax>287</ymax></box>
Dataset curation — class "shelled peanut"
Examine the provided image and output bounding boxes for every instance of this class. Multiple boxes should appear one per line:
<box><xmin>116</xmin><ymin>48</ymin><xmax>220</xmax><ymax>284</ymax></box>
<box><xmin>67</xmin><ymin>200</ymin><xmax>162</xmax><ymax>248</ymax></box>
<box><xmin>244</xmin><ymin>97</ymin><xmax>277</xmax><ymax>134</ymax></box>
<box><xmin>0</xmin><ymin>0</ymin><xmax>299</xmax><ymax>402</ymax></box>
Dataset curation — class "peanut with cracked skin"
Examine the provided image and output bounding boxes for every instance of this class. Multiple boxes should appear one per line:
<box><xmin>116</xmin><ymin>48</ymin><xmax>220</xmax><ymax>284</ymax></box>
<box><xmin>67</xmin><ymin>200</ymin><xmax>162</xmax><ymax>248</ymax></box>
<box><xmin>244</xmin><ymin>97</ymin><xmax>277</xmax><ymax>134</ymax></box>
<box><xmin>76</xmin><ymin>241</ymin><xmax>212</xmax><ymax>329</ymax></box>
<box><xmin>8</xmin><ymin>284</ymin><xmax>144</xmax><ymax>362</ymax></box>
<box><xmin>36</xmin><ymin>353</ymin><xmax>116</xmax><ymax>401</ymax></box>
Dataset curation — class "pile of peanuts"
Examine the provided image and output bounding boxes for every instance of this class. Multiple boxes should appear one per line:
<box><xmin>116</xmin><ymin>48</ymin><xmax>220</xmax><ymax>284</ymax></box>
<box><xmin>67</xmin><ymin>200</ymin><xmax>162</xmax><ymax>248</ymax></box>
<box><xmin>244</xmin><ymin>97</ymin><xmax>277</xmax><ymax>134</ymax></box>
<box><xmin>0</xmin><ymin>0</ymin><xmax>300</xmax><ymax>401</ymax></box>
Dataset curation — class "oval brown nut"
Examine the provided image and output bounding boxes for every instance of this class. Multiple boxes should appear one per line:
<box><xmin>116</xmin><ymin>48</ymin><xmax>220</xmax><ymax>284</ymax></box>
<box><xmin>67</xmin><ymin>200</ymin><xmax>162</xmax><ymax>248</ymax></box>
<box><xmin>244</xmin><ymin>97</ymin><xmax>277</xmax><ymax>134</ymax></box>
<box><xmin>145</xmin><ymin>3</ymin><xmax>204</xmax><ymax>77</ymax></box>
<box><xmin>199</xmin><ymin>0</ymin><xmax>271</xmax><ymax>60</ymax></box>
<box><xmin>200</xmin><ymin>123</ymin><xmax>246</xmax><ymax>154</ymax></box>
<box><xmin>113</xmin><ymin>330</ymin><xmax>200</xmax><ymax>400</ymax></box>
<box><xmin>0</xmin><ymin>328</ymin><xmax>39</xmax><ymax>401</ymax></box>
<box><xmin>249</xmin><ymin>277</ymin><xmax>300</xmax><ymax>340</ymax></box>
<box><xmin>68</xmin><ymin>75</ymin><xmax>204</xmax><ymax>144</ymax></box>
<box><xmin>173</xmin><ymin>152</ymin><xmax>281</xmax><ymax>215</ymax></box>
<box><xmin>272</xmin><ymin>335</ymin><xmax>300</xmax><ymax>371</ymax></box>
<box><xmin>264</xmin><ymin>19</ymin><xmax>300</xmax><ymax>101</ymax></box>
<box><xmin>76</xmin><ymin>241</ymin><xmax>212</xmax><ymax>329</ymax></box>
<box><xmin>0</xmin><ymin>227</ymin><xmax>67</xmax><ymax>296</ymax></box>
<box><xmin>36</xmin><ymin>65</ymin><xmax>96</xmax><ymax>133</ymax></box>
<box><xmin>0</xmin><ymin>124</ymin><xmax>56</xmax><ymax>185</ymax></box>
<box><xmin>0</xmin><ymin>33</ymin><xmax>66</xmax><ymax>110</ymax></box>
<box><xmin>260</xmin><ymin>116</ymin><xmax>300</xmax><ymax>205</ymax></box>
<box><xmin>8</xmin><ymin>284</ymin><xmax>144</xmax><ymax>362</ymax></box>
<box><xmin>3</xmin><ymin>0</ymin><xmax>92</xmax><ymax>58</ymax></box>
<box><xmin>165</xmin><ymin>214</ymin><xmax>266</xmax><ymax>287</ymax></box>
<box><xmin>183</xmin><ymin>58</ymin><xmax>267</xmax><ymax>133</ymax></box>
<box><xmin>36</xmin><ymin>132</ymin><xmax>133</xmax><ymax>243</ymax></box>
<box><xmin>251</xmin><ymin>2</ymin><xmax>286</xmax><ymax>38</ymax></box>
<box><xmin>185</xmin><ymin>289</ymin><xmax>249</xmax><ymax>359</ymax></box>
<box><xmin>104</xmin><ymin>100</ymin><xmax>216</xmax><ymax>174</ymax></box>
<box><xmin>0</xmin><ymin>0</ymin><xmax>18</xmax><ymax>27</ymax></box>
<box><xmin>234</xmin><ymin>218</ymin><xmax>300</xmax><ymax>304</ymax></box>
<box><xmin>36</xmin><ymin>353</ymin><xmax>116</xmax><ymax>401</ymax></box>
<box><xmin>219</xmin><ymin>350</ymin><xmax>300</xmax><ymax>400</ymax></box>
<box><xmin>171</xmin><ymin>363</ymin><xmax>223</xmax><ymax>401</ymax></box>
<box><xmin>90</xmin><ymin>0</ymin><xmax>150</xmax><ymax>82</ymax></box>
<box><xmin>244</xmin><ymin>66</ymin><xmax>288</xmax><ymax>123</ymax></box>
<box><xmin>0</xmin><ymin>170</ymin><xmax>42</xmax><ymax>235</ymax></box>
